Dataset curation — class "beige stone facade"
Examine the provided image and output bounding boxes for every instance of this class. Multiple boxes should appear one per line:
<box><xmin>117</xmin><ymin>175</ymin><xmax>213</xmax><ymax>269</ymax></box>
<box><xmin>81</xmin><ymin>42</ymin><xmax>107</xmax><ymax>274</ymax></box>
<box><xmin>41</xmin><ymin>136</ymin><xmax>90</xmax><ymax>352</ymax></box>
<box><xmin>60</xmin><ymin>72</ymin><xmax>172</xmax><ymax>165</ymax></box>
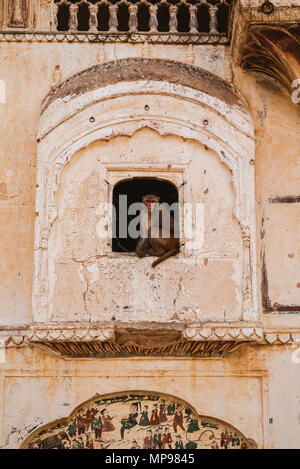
<box><xmin>0</xmin><ymin>0</ymin><xmax>299</xmax><ymax>449</ymax></box>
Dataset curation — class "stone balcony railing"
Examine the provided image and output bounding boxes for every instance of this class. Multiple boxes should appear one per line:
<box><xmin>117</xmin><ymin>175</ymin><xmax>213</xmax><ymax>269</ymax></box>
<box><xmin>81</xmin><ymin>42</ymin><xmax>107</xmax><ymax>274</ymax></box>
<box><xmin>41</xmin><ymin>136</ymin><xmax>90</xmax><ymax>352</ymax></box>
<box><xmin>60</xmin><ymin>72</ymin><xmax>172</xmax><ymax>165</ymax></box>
<box><xmin>52</xmin><ymin>0</ymin><xmax>231</xmax><ymax>36</ymax></box>
<box><xmin>0</xmin><ymin>0</ymin><xmax>232</xmax><ymax>44</ymax></box>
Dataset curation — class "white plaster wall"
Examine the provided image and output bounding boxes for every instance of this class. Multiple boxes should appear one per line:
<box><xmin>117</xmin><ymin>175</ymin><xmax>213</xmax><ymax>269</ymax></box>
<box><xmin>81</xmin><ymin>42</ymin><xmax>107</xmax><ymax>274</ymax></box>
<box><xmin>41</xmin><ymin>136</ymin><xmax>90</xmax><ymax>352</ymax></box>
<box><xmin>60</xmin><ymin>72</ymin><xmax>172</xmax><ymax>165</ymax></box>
<box><xmin>48</xmin><ymin>128</ymin><xmax>243</xmax><ymax>323</ymax></box>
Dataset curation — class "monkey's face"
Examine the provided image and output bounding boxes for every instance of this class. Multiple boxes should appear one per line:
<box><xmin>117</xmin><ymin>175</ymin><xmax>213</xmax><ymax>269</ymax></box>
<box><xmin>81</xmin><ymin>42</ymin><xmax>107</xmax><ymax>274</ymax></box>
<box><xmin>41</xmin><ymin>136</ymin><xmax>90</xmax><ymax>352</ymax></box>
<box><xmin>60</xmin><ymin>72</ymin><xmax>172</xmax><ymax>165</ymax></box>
<box><xmin>142</xmin><ymin>194</ymin><xmax>160</xmax><ymax>211</ymax></box>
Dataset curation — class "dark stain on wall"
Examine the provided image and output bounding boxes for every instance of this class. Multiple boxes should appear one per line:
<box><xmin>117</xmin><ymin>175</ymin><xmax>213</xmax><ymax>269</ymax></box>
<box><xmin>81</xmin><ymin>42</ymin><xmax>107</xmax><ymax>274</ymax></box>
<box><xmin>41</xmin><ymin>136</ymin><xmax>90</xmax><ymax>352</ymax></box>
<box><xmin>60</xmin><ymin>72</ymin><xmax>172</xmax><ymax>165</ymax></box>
<box><xmin>268</xmin><ymin>196</ymin><xmax>300</xmax><ymax>204</ymax></box>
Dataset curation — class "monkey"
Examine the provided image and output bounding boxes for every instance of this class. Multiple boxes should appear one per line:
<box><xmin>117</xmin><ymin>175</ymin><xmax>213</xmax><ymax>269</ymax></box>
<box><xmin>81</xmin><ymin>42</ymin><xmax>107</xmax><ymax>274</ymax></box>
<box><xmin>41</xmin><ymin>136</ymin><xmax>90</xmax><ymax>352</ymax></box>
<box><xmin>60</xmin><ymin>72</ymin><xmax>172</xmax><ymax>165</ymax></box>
<box><xmin>135</xmin><ymin>194</ymin><xmax>180</xmax><ymax>268</ymax></box>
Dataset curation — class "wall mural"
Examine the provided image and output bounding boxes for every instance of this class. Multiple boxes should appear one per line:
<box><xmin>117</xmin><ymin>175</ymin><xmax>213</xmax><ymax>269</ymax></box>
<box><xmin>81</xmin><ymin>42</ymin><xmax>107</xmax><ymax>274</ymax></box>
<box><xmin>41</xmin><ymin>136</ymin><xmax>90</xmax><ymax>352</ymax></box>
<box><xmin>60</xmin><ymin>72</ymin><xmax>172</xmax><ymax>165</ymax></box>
<box><xmin>22</xmin><ymin>392</ymin><xmax>255</xmax><ymax>450</ymax></box>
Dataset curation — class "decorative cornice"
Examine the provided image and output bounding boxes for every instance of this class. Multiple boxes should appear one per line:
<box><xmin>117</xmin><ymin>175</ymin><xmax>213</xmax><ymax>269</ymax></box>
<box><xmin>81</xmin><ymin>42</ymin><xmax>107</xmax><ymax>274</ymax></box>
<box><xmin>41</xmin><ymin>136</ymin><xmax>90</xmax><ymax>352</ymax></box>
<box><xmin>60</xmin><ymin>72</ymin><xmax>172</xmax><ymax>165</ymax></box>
<box><xmin>183</xmin><ymin>326</ymin><xmax>264</xmax><ymax>342</ymax></box>
<box><xmin>240</xmin><ymin>4</ymin><xmax>300</xmax><ymax>25</ymax></box>
<box><xmin>0</xmin><ymin>324</ymin><xmax>115</xmax><ymax>347</ymax></box>
<box><xmin>1</xmin><ymin>324</ymin><xmax>299</xmax><ymax>359</ymax></box>
<box><xmin>183</xmin><ymin>326</ymin><xmax>300</xmax><ymax>345</ymax></box>
<box><xmin>241</xmin><ymin>25</ymin><xmax>300</xmax><ymax>94</ymax></box>
<box><xmin>0</xmin><ymin>30</ymin><xmax>229</xmax><ymax>45</ymax></box>
<box><xmin>230</xmin><ymin>1</ymin><xmax>300</xmax><ymax>96</ymax></box>
<box><xmin>264</xmin><ymin>331</ymin><xmax>300</xmax><ymax>345</ymax></box>
<box><xmin>32</xmin><ymin>339</ymin><xmax>249</xmax><ymax>358</ymax></box>
<box><xmin>229</xmin><ymin>0</ymin><xmax>300</xmax><ymax>37</ymax></box>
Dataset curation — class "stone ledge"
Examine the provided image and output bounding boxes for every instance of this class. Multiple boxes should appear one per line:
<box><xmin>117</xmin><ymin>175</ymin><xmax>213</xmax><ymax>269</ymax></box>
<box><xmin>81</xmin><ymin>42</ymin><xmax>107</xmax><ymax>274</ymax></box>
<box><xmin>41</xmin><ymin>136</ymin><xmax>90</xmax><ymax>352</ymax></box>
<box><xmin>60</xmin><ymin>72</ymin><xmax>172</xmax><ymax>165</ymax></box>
<box><xmin>1</xmin><ymin>324</ymin><xmax>299</xmax><ymax>350</ymax></box>
<box><xmin>0</xmin><ymin>31</ymin><xmax>229</xmax><ymax>45</ymax></box>
<box><xmin>183</xmin><ymin>326</ymin><xmax>264</xmax><ymax>342</ymax></box>
<box><xmin>0</xmin><ymin>324</ymin><xmax>115</xmax><ymax>346</ymax></box>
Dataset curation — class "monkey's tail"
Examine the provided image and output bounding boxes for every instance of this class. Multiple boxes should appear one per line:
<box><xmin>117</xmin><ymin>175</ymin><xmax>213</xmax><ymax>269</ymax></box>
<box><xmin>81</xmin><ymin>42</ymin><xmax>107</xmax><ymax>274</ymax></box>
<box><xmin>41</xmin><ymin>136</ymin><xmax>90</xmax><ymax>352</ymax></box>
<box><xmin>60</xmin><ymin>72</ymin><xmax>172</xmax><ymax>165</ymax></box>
<box><xmin>151</xmin><ymin>248</ymin><xmax>179</xmax><ymax>268</ymax></box>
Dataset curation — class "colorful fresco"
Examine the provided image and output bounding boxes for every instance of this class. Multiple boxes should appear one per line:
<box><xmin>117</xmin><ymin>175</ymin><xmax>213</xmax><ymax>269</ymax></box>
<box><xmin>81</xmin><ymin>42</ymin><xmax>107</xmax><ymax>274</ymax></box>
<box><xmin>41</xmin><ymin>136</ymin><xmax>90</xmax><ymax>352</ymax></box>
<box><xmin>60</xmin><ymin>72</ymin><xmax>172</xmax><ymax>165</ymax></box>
<box><xmin>22</xmin><ymin>392</ymin><xmax>254</xmax><ymax>449</ymax></box>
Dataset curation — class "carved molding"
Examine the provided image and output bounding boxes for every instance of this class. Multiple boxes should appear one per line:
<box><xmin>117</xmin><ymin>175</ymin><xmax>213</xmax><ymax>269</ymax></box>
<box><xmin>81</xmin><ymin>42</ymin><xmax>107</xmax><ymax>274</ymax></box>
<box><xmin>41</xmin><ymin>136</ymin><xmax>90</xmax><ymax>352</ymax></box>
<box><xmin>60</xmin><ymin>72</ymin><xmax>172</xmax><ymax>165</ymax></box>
<box><xmin>0</xmin><ymin>30</ymin><xmax>229</xmax><ymax>44</ymax></box>
<box><xmin>1</xmin><ymin>325</ymin><xmax>299</xmax><ymax>359</ymax></box>
<box><xmin>31</xmin><ymin>339</ymin><xmax>250</xmax><ymax>358</ymax></box>
<box><xmin>0</xmin><ymin>325</ymin><xmax>115</xmax><ymax>347</ymax></box>
<box><xmin>183</xmin><ymin>326</ymin><xmax>264</xmax><ymax>342</ymax></box>
<box><xmin>264</xmin><ymin>331</ymin><xmax>300</xmax><ymax>345</ymax></box>
<box><xmin>230</xmin><ymin>1</ymin><xmax>300</xmax><ymax>96</ymax></box>
<box><xmin>242</xmin><ymin>25</ymin><xmax>300</xmax><ymax>94</ymax></box>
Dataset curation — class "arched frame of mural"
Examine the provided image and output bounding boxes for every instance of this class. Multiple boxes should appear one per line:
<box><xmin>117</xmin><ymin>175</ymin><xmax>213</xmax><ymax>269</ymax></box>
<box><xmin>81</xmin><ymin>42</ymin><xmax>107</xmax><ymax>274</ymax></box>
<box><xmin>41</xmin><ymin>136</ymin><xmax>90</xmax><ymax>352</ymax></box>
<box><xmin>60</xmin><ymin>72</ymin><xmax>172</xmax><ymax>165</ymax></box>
<box><xmin>21</xmin><ymin>390</ymin><xmax>257</xmax><ymax>449</ymax></box>
<box><xmin>33</xmin><ymin>59</ymin><xmax>258</xmax><ymax>323</ymax></box>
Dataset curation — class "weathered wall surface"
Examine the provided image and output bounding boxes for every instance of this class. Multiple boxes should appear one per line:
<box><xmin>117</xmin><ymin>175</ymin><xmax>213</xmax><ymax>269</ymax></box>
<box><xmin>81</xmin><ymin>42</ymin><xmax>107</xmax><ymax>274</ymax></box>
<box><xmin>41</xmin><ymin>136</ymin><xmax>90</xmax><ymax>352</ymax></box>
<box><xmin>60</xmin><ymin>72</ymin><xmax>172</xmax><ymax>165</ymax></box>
<box><xmin>233</xmin><ymin>67</ymin><xmax>300</xmax><ymax>326</ymax></box>
<box><xmin>0</xmin><ymin>36</ymin><xmax>299</xmax><ymax>450</ymax></box>
<box><xmin>49</xmin><ymin>128</ymin><xmax>242</xmax><ymax>323</ymax></box>
<box><xmin>0</xmin><ymin>42</ymin><xmax>299</xmax><ymax>327</ymax></box>
<box><xmin>0</xmin><ymin>42</ymin><xmax>231</xmax><ymax>326</ymax></box>
<box><xmin>0</xmin><ymin>345</ymin><xmax>299</xmax><ymax>449</ymax></box>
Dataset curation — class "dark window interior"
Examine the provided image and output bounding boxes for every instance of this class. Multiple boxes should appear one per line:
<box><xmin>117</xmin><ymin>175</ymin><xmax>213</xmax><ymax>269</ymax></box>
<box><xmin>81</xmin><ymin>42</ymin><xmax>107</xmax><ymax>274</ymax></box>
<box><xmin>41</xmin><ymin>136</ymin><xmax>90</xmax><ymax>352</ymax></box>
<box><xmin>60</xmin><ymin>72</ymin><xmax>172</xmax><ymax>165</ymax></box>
<box><xmin>216</xmin><ymin>2</ymin><xmax>230</xmax><ymax>34</ymax></box>
<box><xmin>197</xmin><ymin>4</ymin><xmax>210</xmax><ymax>33</ymax></box>
<box><xmin>112</xmin><ymin>178</ymin><xmax>179</xmax><ymax>253</ymax></box>
<box><xmin>177</xmin><ymin>4</ymin><xmax>190</xmax><ymax>33</ymax></box>
<box><xmin>77</xmin><ymin>3</ymin><xmax>90</xmax><ymax>31</ymax></box>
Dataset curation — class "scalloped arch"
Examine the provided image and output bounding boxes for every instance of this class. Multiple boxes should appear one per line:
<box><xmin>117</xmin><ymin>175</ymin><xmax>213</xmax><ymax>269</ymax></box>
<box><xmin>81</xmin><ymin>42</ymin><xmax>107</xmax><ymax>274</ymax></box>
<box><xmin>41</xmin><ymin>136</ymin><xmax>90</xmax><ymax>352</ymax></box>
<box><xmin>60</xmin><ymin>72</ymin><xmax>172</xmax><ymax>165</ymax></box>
<box><xmin>21</xmin><ymin>390</ymin><xmax>257</xmax><ymax>449</ymax></box>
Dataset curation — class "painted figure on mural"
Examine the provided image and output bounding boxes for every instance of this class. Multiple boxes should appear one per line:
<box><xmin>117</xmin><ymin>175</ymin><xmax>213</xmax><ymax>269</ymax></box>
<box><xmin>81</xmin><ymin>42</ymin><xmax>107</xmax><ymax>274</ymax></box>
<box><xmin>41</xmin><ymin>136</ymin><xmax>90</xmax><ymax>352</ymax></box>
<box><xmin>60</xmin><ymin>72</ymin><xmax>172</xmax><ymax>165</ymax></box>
<box><xmin>153</xmin><ymin>427</ymin><xmax>163</xmax><ymax>449</ymax></box>
<box><xmin>159</xmin><ymin>400</ymin><xmax>167</xmax><ymax>423</ymax></box>
<box><xmin>139</xmin><ymin>405</ymin><xmax>150</xmax><ymax>426</ymax></box>
<box><xmin>130</xmin><ymin>440</ymin><xmax>140</xmax><ymax>449</ymax></box>
<box><xmin>232</xmin><ymin>432</ymin><xmax>241</xmax><ymax>447</ymax></box>
<box><xmin>77</xmin><ymin>413</ymin><xmax>86</xmax><ymax>435</ymax></box>
<box><xmin>101</xmin><ymin>409</ymin><xmax>115</xmax><ymax>432</ymax></box>
<box><xmin>150</xmin><ymin>403</ymin><xmax>160</xmax><ymax>425</ymax></box>
<box><xmin>185</xmin><ymin>440</ymin><xmax>198</xmax><ymax>449</ymax></box>
<box><xmin>173</xmin><ymin>405</ymin><xmax>185</xmax><ymax>433</ymax></box>
<box><xmin>67</xmin><ymin>419</ymin><xmax>77</xmax><ymax>439</ymax></box>
<box><xmin>162</xmin><ymin>427</ymin><xmax>172</xmax><ymax>449</ymax></box>
<box><xmin>120</xmin><ymin>402</ymin><xmax>139</xmax><ymax>439</ymax></box>
<box><xmin>241</xmin><ymin>439</ymin><xmax>248</xmax><ymax>449</ymax></box>
<box><xmin>86</xmin><ymin>434</ymin><xmax>94</xmax><ymax>449</ymax></box>
<box><xmin>187</xmin><ymin>416</ymin><xmax>200</xmax><ymax>433</ymax></box>
<box><xmin>167</xmin><ymin>401</ymin><xmax>175</xmax><ymax>416</ymax></box>
<box><xmin>143</xmin><ymin>429</ymin><xmax>153</xmax><ymax>449</ymax></box>
<box><xmin>91</xmin><ymin>410</ymin><xmax>103</xmax><ymax>440</ymax></box>
<box><xmin>175</xmin><ymin>434</ymin><xmax>184</xmax><ymax>449</ymax></box>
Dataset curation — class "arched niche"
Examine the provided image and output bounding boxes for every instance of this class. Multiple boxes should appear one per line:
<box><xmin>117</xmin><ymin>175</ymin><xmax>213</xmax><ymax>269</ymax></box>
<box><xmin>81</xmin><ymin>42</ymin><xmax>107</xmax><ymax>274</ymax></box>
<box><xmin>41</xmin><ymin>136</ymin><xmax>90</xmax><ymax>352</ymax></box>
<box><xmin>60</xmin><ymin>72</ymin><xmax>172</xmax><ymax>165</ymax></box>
<box><xmin>33</xmin><ymin>58</ymin><xmax>258</xmax><ymax>324</ymax></box>
<box><xmin>21</xmin><ymin>390</ymin><xmax>257</xmax><ymax>449</ymax></box>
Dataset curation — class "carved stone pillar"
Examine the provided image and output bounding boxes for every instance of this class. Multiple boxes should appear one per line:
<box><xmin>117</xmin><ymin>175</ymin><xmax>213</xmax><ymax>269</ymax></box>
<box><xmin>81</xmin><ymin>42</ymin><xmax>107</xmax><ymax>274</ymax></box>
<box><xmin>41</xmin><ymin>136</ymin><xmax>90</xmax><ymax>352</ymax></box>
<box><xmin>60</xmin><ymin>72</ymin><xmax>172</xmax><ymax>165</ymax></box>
<box><xmin>189</xmin><ymin>5</ymin><xmax>198</xmax><ymax>34</ymax></box>
<box><xmin>149</xmin><ymin>4</ymin><xmax>158</xmax><ymax>33</ymax></box>
<box><xmin>108</xmin><ymin>4</ymin><xmax>118</xmax><ymax>33</ymax></box>
<box><xmin>209</xmin><ymin>4</ymin><xmax>218</xmax><ymax>34</ymax></box>
<box><xmin>129</xmin><ymin>4</ymin><xmax>138</xmax><ymax>33</ymax></box>
<box><xmin>6</xmin><ymin>0</ymin><xmax>28</xmax><ymax>28</ymax></box>
<box><xmin>89</xmin><ymin>4</ymin><xmax>98</xmax><ymax>33</ymax></box>
<box><xmin>169</xmin><ymin>5</ymin><xmax>178</xmax><ymax>33</ymax></box>
<box><xmin>69</xmin><ymin>3</ymin><xmax>78</xmax><ymax>32</ymax></box>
